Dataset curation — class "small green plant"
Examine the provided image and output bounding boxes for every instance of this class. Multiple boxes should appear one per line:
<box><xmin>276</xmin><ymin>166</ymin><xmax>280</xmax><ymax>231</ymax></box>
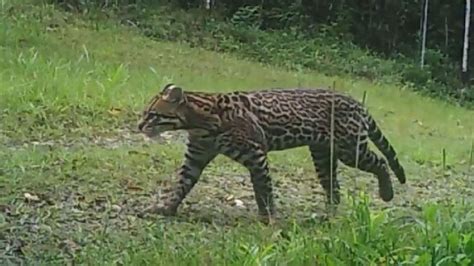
<box><xmin>230</xmin><ymin>5</ymin><xmax>262</xmax><ymax>30</ymax></box>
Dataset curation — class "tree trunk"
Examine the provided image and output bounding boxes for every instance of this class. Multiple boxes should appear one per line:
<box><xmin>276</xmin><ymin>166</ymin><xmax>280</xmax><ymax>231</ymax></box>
<box><xmin>461</xmin><ymin>0</ymin><xmax>471</xmax><ymax>86</ymax></box>
<box><xmin>420</xmin><ymin>0</ymin><xmax>429</xmax><ymax>69</ymax></box>
<box><xmin>444</xmin><ymin>16</ymin><xmax>448</xmax><ymax>53</ymax></box>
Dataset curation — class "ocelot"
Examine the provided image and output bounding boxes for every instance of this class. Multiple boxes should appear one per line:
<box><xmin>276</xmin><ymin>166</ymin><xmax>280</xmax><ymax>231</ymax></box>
<box><xmin>138</xmin><ymin>83</ymin><xmax>406</xmax><ymax>222</ymax></box>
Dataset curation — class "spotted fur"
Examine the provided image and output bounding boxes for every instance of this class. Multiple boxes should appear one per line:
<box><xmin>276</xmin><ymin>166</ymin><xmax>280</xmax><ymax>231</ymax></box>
<box><xmin>138</xmin><ymin>84</ymin><xmax>406</xmax><ymax>221</ymax></box>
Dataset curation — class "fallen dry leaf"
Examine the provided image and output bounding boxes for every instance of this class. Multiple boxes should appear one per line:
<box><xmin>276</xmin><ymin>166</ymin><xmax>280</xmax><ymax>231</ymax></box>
<box><xmin>234</xmin><ymin>199</ymin><xmax>245</xmax><ymax>208</ymax></box>
<box><xmin>128</xmin><ymin>150</ymin><xmax>150</xmax><ymax>156</ymax></box>
<box><xmin>59</xmin><ymin>239</ymin><xmax>81</xmax><ymax>254</ymax></box>
<box><xmin>107</xmin><ymin>107</ymin><xmax>122</xmax><ymax>116</ymax></box>
<box><xmin>111</xmin><ymin>204</ymin><xmax>122</xmax><ymax>212</ymax></box>
<box><xmin>23</xmin><ymin>193</ymin><xmax>40</xmax><ymax>202</ymax></box>
<box><xmin>159</xmin><ymin>132</ymin><xmax>175</xmax><ymax>140</ymax></box>
<box><xmin>127</xmin><ymin>185</ymin><xmax>144</xmax><ymax>192</ymax></box>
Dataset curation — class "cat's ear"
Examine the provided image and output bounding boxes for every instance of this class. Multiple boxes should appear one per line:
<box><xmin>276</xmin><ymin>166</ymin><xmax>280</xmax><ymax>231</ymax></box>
<box><xmin>162</xmin><ymin>84</ymin><xmax>185</xmax><ymax>104</ymax></box>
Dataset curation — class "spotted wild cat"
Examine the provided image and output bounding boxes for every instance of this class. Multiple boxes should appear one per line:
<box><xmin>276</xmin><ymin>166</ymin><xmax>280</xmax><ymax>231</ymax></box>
<box><xmin>137</xmin><ymin>84</ymin><xmax>406</xmax><ymax>222</ymax></box>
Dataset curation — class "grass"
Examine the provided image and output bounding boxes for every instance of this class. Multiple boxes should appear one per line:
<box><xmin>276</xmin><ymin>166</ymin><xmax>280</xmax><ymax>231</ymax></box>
<box><xmin>1</xmin><ymin>1</ymin><xmax>474</xmax><ymax>265</ymax></box>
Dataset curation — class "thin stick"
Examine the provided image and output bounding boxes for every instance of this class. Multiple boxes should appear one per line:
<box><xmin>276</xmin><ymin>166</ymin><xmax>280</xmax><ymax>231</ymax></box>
<box><xmin>442</xmin><ymin>148</ymin><xmax>446</xmax><ymax>171</ymax></box>
<box><xmin>354</xmin><ymin>91</ymin><xmax>368</xmax><ymax>198</ymax></box>
<box><xmin>362</xmin><ymin>91</ymin><xmax>367</xmax><ymax>105</ymax></box>
<box><xmin>329</xmin><ymin>81</ymin><xmax>336</xmax><ymax>213</ymax></box>
<box><xmin>469</xmin><ymin>141</ymin><xmax>473</xmax><ymax>168</ymax></box>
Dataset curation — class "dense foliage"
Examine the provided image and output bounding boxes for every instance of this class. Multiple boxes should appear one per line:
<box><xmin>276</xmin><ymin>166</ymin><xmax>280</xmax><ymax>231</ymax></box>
<box><xmin>50</xmin><ymin>0</ymin><xmax>473</xmax><ymax>106</ymax></box>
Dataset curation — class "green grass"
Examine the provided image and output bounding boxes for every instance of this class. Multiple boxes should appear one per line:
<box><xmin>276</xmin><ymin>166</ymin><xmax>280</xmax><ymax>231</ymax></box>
<box><xmin>1</xmin><ymin>3</ymin><xmax>473</xmax><ymax>163</ymax></box>
<box><xmin>1</xmin><ymin>2</ymin><xmax>474</xmax><ymax>265</ymax></box>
